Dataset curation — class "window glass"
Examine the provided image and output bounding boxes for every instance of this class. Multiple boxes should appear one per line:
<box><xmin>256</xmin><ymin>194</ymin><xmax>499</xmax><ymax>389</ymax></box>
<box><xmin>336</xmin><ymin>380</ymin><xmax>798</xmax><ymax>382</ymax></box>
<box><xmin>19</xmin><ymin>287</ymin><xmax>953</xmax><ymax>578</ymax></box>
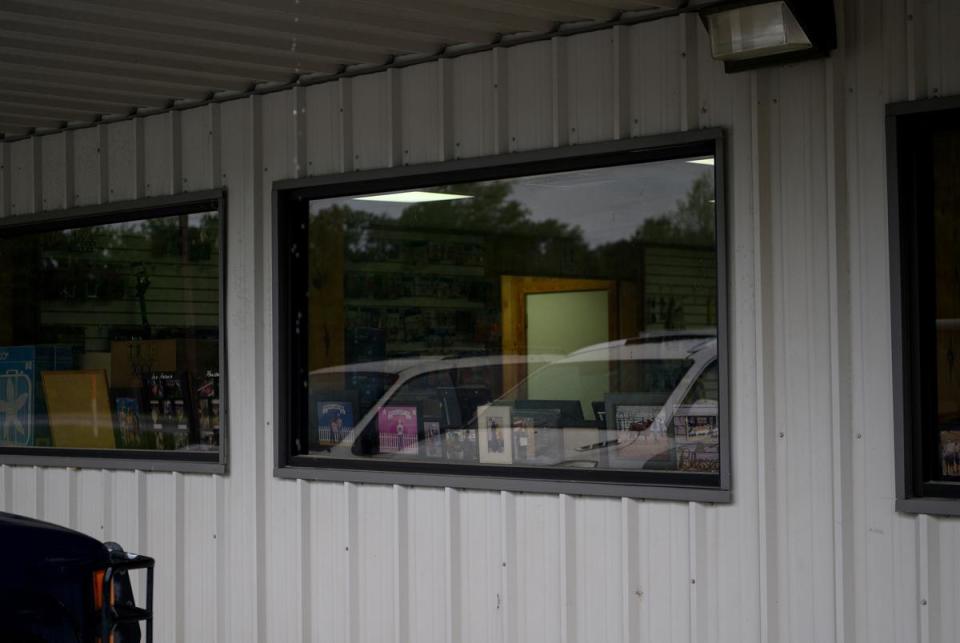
<box><xmin>932</xmin><ymin>127</ymin><xmax>960</xmax><ymax>482</ymax></box>
<box><xmin>0</xmin><ymin>208</ymin><xmax>222</xmax><ymax>453</ymax></box>
<box><xmin>297</xmin><ymin>154</ymin><xmax>721</xmax><ymax>478</ymax></box>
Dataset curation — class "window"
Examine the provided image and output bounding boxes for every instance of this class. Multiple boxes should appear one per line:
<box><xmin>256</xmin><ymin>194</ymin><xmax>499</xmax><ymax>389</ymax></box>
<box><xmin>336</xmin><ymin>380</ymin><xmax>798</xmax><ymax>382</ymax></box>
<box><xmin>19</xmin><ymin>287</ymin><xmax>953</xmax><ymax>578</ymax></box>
<box><xmin>890</xmin><ymin>97</ymin><xmax>960</xmax><ymax>514</ymax></box>
<box><xmin>275</xmin><ymin>133</ymin><xmax>729</xmax><ymax>500</ymax></box>
<box><xmin>0</xmin><ymin>192</ymin><xmax>226</xmax><ymax>472</ymax></box>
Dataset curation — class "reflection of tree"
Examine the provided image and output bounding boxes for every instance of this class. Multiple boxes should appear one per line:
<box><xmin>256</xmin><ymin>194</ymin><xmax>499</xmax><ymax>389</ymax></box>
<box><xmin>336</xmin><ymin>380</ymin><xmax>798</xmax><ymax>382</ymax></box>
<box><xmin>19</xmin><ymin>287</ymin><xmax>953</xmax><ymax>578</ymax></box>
<box><xmin>631</xmin><ymin>175</ymin><xmax>715</xmax><ymax>245</ymax></box>
<box><xmin>310</xmin><ymin>175</ymin><xmax>716</xmax><ymax>330</ymax></box>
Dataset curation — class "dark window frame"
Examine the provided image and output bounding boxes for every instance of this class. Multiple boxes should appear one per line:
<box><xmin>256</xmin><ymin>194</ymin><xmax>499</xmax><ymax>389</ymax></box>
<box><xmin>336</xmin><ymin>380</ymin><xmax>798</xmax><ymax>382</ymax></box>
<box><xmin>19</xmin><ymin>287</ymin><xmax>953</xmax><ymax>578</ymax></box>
<box><xmin>0</xmin><ymin>190</ymin><xmax>228</xmax><ymax>474</ymax></box>
<box><xmin>889</xmin><ymin>95</ymin><xmax>960</xmax><ymax>515</ymax></box>
<box><xmin>273</xmin><ymin>130</ymin><xmax>731</xmax><ymax>501</ymax></box>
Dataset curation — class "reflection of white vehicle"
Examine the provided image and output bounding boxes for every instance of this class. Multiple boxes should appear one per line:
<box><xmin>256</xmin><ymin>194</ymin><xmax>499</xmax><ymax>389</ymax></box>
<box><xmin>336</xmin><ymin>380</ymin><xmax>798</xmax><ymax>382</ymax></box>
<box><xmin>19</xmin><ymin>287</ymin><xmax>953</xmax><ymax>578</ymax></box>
<box><xmin>499</xmin><ymin>331</ymin><xmax>718</xmax><ymax>470</ymax></box>
<box><xmin>307</xmin><ymin>332</ymin><xmax>719</xmax><ymax>472</ymax></box>
<box><xmin>308</xmin><ymin>354</ymin><xmax>560</xmax><ymax>455</ymax></box>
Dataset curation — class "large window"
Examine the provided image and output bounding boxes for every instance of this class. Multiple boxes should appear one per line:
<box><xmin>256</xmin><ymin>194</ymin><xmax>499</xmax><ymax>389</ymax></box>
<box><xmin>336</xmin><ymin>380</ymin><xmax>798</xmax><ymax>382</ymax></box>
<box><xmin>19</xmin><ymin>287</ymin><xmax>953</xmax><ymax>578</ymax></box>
<box><xmin>0</xmin><ymin>192</ymin><xmax>225</xmax><ymax>472</ymax></box>
<box><xmin>890</xmin><ymin>97</ymin><xmax>960</xmax><ymax>514</ymax></box>
<box><xmin>275</xmin><ymin>133</ymin><xmax>729</xmax><ymax>499</ymax></box>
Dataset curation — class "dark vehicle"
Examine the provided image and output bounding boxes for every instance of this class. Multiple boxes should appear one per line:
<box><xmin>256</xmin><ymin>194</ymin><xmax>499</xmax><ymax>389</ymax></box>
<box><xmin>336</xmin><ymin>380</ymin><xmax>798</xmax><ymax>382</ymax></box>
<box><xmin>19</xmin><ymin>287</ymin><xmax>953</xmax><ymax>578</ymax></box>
<box><xmin>0</xmin><ymin>512</ymin><xmax>154</xmax><ymax>643</ymax></box>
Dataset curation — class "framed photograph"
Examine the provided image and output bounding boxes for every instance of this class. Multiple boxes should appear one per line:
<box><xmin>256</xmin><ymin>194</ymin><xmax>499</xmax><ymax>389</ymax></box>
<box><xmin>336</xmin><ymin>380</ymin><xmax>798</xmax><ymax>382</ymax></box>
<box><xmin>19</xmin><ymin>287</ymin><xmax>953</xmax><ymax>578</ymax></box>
<box><xmin>192</xmin><ymin>371</ymin><xmax>220</xmax><ymax>447</ymax></box>
<box><xmin>477</xmin><ymin>404</ymin><xmax>512</xmax><ymax>464</ymax></box>
<box><xmin>377</xmin><ymin>403</ymin><xmax>421</xmax><ymax>454</ymax></box>
<box><xmin>310</xmin><ymin>390</ymin><xmax>359</xmax><ymax>451</ymax></box>
<box><xmin>604</xmin><ymin>394</ymin><xmax>666</xmax><ymax>469</ymax></box>
<box><xmin>443</xmin><ymin>428</ymin><xmax>477</xmax><ymax>462</ymax></box>
<box><xmin>112</xmin><ymin>388</ymin><xmax>142</xmax><ymax>449</ymax></box>
<box><xmin>941</xmin><ymin>430</ymin><xmax>960</xmax><ymax>478</ymax></box>
<box><xmin>514</xmin><ymin>399</ymin><xmax>584</xmax><ymax>427</ymax></box>
<box><xmin>422</xmin><ymin>420</ymin><xmax>444</xmax><ymax>458</ymax></box>
<box><xmin>512</xmin><ymin>407</ymin><xmax>562</xmax><ymax>462</ymax></box>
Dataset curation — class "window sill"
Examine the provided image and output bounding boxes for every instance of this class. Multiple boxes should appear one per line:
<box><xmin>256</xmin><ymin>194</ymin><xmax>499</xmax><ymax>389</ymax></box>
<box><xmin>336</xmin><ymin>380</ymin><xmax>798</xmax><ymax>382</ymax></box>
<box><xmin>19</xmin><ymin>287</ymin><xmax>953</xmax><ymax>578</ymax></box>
<box><xmin>896</xmin><ymin>496</ymin><xmax>960</xmax><ymax>517</ymax></box>
<box><xmin>275</xmin><ymin>464</ymin><xmax>731</xmax><ymax>502</ymax></box>
<box><xmin>0</xmin><ymin>451</ymin><xmax>225</xmax><ymax>475</ymax></box>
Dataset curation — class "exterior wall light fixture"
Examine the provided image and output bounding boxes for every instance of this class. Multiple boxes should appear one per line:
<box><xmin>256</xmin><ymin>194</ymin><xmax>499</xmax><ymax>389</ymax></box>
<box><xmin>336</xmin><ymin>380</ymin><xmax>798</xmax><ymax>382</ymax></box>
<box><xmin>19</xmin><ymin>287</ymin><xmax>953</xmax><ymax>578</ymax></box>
<box><xmin>692</xmin><ymin>0</ymin><xmax>838</xmax><ymax>73</ymax></box>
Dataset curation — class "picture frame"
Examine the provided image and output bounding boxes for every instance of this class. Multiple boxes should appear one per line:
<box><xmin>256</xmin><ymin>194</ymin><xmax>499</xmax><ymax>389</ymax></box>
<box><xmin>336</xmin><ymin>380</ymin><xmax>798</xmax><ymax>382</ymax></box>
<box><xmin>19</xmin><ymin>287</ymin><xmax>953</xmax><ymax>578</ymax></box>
<box><xmin>377</xmin><ymin>402</ymin><xmax>422</xmax><ymax>454</ymax></box>
<box><xmin>477</xmin><ymin>403</ymin><xmax>513</xmax><ymax>464</ymax></box>
<box><xmin>671</xmin><ymin>401</ymin><xmax>720</xmax><ymax>473</ymax></box>
<box><xmin>603</xmin><ymin>393</ymin><xmax>667</xmax><ymax>470</ymax></box>
<box><xmin>42</xmin><ymin>370</ymin><xmax>115</xmax><ymax>449</ymax></box>
<box><xmin>422</xmin><ymin>419</ymin><xmax>444</xmax><ymax>458</ymax></box>
<box><xmin>512</xmin><ymin>407</ymin><xmax>562</xmax><ymax>463</ymax></box>
<box><xmin>310</xmin><ymin>389</ymin><xmax>359</xmax><ymax>451</ymax></box>
<box><xmin>111</xmin><ymin>387</ymin><xmax>143</xmax><ymax>449</ymax></box>
<box><xmin>192</xmin><ymin>370</ymin><xmax>221</xmax><ymax>448</ymax></box>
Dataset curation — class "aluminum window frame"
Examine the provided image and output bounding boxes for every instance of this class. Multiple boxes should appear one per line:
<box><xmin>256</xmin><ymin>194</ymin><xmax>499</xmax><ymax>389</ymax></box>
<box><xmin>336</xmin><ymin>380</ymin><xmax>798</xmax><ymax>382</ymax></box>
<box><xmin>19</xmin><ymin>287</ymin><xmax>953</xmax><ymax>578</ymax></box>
<box><xmin>0</xmin><ymin>190</ymin><xmax>228</xmax><ymax>474</ymax></box>
<box><xmin>273</xmin><ymin>130</ymin><xmax>731</xmax><ymax>501</ymax></box>
<box><xmin>889</xmin><ymin>95</ymin><xmax>960</xmax><ymax>515</ymax></box>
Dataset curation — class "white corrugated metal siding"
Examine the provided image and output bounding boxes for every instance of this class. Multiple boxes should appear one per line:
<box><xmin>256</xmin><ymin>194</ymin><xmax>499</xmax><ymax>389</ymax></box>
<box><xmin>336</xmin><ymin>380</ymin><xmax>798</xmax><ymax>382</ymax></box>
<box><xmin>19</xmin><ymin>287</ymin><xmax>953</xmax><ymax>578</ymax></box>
<box><xmin>1</xmin><ymin>1</ymin><xmax>959</xmax><ymax>641</ymax></box>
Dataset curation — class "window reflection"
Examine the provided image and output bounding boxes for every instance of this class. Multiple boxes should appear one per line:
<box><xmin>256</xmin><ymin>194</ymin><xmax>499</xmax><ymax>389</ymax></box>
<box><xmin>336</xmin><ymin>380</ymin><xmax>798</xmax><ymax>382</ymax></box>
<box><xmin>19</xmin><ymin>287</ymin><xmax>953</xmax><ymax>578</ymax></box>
<box><xmin>0</xmin><ymin>210</ymin><xmax>221</xmax><ymax>452</ymax></box>
<box><xmin>304</xmin><ymin>158</ymin><xmax>719</xmax><ymax>473</ymax></box>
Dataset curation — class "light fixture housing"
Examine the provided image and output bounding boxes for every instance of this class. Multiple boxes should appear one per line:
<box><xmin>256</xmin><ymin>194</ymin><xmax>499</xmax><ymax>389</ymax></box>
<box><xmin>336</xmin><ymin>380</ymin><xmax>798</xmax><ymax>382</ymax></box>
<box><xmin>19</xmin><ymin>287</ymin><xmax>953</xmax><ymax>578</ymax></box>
<box><xmin>694</xmin><ymin>0</ymin><xmax>837</xmax><ymax>73</ymax></box>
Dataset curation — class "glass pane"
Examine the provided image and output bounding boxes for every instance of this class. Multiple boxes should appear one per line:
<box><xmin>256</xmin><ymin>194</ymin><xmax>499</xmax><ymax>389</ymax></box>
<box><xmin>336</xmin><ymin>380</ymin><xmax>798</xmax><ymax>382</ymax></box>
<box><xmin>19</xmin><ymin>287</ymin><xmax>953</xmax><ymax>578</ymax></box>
<box><xmin>304</xmin><ymin>156</ymin><xmax>719</xmax><ymax>474</ymax></box>
<box><xmin>934</xmin><ymin>128</ymin><xmax>960</xmax><ymax>480</ymax></box>
<box><xmin>0</xmin><ymin>210</ymin><xmax>221</xmax><ymax>452</ymax></box>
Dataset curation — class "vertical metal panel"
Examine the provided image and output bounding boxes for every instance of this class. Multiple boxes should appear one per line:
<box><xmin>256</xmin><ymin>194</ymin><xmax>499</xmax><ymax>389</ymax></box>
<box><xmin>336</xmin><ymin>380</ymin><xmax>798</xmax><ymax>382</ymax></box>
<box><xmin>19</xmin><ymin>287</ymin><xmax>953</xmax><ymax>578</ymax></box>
<box><xmin>307</xmin><ymin>482</ymin><xmax>349</xmax><ymax>643</ymax></box>
<box><xmin>180</xmin><ymin>107</ymin><xmax>214</xmax><ymax>192</ymax></box>
<box><xmin>304</xmin><ymin>82</ymin><xmax>343</xmax><ymax>176</ymax></box>
<box><xmin>400</xmin><ymin>62</ymin><xmax>443</xmax><ymax>166</ymax></box>
<box><xmin>218</xmin><ymin>94</ymin><xmax>265</xmax><ymax>643</ymax></box>
<box><xmin>512</xmin><ymin>493</ymin><xmax>561</xmax><ymax>643</ymax></box>
<box><xmin>9</xmin><ymin>137</ymin><xmax>38</xmax><ymax>215</ymax></box>
<box><xmin>457</xmin><ymin>489</ymin><xmax>503</xmax><ymax>643</ymax></box>
<box><xmin>451</xmin><ymin>51</ymin><xmax>496</xmax><ymax>159</ymax></box>
<box><xmin>351</xmin><ymin>72</ymin><xmax>397</xmax><ymax>171</ymax></box>
<box><xmin>408</xmin><ymin>486</ymin><xmax>447</xmax><ymax>643</ymax></box>
<box><xmin>72</xmin><ymin>126</ymin><xmax>101</xmax><ymax>206</ymax></box>
<box><xmin>628</xmin><ymin>19</ymin><xmax>683</xmax><ymax>137</ymax></box>
<box><xmin>39</xmin><ymin>132</ymin><xmax>67</xmax><ymax>211</ymax></box>
<box><xmin>573</xmin><ymin>496</ymin><xmax>621</xmax><ymax>643</ymax></box>
<box><xmin>507</xmin><ymin>41</ymin><xmax>554</xmax><ymax>152</ymax></box>
<box><xmin>75</xmin><ymin>468</ymin><xmax>107</xmax><ymax>540</ymax></box>
<box><xmin>260</xmin><ymin>88</ymin><xmax>304</xmax><ymax>643</ymax></box>
<box><xmin>143</xmin><ymin>112</ymin><xmax>174</xmax><ymax>197</ymax></box>
<box><xmin>565</xmin><ymin>30</ymin><xmax>615</xmax><ymax>145</ymax></box>
<box><xmin>106</xmin><ymin>120</ymin><xmax>138</xmax><ymax>201</ymax></box>
<box><xmin>41</xmin><ymin>467</ymin><xmax>74</xmax><ymax>528</ymax></box>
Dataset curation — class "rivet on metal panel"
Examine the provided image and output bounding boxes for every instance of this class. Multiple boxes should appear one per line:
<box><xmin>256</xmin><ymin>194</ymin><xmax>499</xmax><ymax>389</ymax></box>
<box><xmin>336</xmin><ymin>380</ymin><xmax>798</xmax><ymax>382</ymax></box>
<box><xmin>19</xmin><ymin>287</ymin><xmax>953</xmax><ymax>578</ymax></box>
<box><xmin>779</xmin><ymin>432</ymin><xmax>784</xmax><ymax>438</ymax></box>
<box><xmin>856</xmin><ymin>433</ymin><xmax>862</xmax><ymax>439</ymax></box>
<box><xmin>921</xmin><ymin>599</ymin><xmax>928</xmax><ymax>606</ymax></box>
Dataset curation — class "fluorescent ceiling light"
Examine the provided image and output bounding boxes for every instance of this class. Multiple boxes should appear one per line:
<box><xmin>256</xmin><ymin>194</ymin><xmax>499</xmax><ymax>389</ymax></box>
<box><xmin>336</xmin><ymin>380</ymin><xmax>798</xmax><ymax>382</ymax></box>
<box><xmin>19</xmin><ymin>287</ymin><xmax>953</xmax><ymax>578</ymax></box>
<box><xmin>354</xmin><ymin>191</ymin><xmax>473</xmax><ymax>204</ymax></box>
<box><xmin>687</xmin><ymin>158</ymin><xmax>715</xmax><ymax>166</ymax></box>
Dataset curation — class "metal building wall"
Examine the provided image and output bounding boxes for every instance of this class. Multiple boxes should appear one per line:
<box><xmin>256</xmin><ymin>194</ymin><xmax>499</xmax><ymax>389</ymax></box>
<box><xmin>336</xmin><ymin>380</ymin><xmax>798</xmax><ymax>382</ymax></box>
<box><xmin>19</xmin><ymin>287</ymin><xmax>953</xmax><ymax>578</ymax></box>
<box><xmin>0</xmin><ymin>2</ymin><xmax>959</xmax><ymax>642</ymax></box>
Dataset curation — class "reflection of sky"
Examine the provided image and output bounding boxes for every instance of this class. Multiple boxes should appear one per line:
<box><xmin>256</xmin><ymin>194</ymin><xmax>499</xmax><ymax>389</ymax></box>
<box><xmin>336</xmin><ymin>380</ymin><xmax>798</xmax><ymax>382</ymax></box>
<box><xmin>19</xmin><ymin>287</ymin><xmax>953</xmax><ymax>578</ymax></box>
<box><xmin>311</xmin><ymin>158</ymin><xmax>712</xmax><ymax>247</ymax></box>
